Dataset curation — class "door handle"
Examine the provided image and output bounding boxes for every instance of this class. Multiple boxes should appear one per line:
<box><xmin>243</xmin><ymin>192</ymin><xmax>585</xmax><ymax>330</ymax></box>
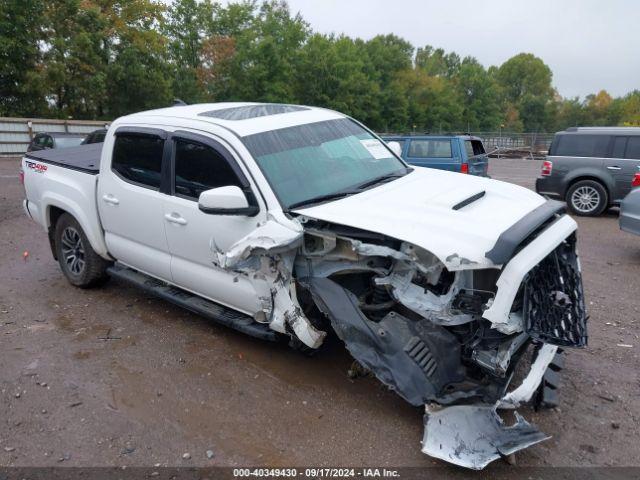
<box><xmin>607</xmin><ymin>166</ymin><xmax>622</xmax><ymax>170</ymax></box>
<box><xmin>164</xmin><ymin>213</ymin><xmax>187</xmax><ymax>226</ymax></box>
<box><xmin>102</xmin><ymin>194</ymin><xmax>119</xmax><ymax>205</ymax></box>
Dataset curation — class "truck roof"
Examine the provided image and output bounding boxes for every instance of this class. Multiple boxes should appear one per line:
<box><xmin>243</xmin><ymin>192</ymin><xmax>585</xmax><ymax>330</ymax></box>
<box><xmin>117</xmin><ymin>102</ymin><xmax>346</xmax><ymax>137</ymax></box>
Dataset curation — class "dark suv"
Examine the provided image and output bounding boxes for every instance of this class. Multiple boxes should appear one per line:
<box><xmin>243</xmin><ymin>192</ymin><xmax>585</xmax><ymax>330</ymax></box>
<box><xmin>536</xmin><ymin>127</ymin><xmax>640</xmax><ymax>216</ymax></box>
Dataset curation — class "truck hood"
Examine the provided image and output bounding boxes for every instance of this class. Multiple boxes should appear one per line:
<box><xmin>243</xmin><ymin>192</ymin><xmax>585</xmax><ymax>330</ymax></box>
<box><xmin>293</xmin><ymin>167</ymin><xmax>546</xmax><ymax>270</ymax></box>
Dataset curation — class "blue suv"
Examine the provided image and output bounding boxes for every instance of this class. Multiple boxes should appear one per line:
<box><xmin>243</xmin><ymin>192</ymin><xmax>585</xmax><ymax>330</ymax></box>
<box><xmin>381</xmin><ymin>135</ymin><xmax>489</xmax><ymax>176</ymax></box>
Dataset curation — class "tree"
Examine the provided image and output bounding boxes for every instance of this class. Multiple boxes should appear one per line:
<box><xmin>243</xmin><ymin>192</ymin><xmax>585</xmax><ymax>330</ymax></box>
<box><xmin>163</xmin><ymin>0</ymin><xmax>215</xmax><ymax>103</ymax></box>
<box><xmin>394</xmin><ymin>68</ymin><xmax>463</xmax><ymax>133</ymax></box>
<box><xmin>415</xmin><ymin>46</ymin><xmax>460</xmax><ymax>78</ymax></box>
<box><xmin>453</xmin><ymin>57</ymin><xmax>502</xmax><ymax>131</ymax></box>
<box><xmin>0</xmin><ymin>0</ymin><xmax>46</xmax><ymax>116</ymax></box>
<box><xmin>203</xmin><ymin>0</ymin><xmax>309</xmax><ymax>102</ymax></box>
<box><xmin>495</xmin><ymin>53</ymin><xmax>554</xmax><ymax>131</ymax></box>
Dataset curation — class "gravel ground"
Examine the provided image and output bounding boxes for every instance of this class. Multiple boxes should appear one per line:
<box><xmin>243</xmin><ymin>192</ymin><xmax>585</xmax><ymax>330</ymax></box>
<box><xmin>0</xmin><ymin>156</ymin><xmax>639</xmax><ymax>471</ymax></box>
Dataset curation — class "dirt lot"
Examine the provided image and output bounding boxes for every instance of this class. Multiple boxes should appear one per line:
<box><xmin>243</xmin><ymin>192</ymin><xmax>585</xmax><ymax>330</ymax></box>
<box><xmin>1</xmin><ymin>157</ymin><xmax>639</xmax><ymax>471</ymax></box>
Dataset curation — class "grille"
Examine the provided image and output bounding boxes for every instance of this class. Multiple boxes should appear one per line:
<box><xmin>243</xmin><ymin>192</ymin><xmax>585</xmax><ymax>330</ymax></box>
<box><xmin>522</xmin><ymin>234</ymin><xmax>587</xmax><ymax>347</ymax></box>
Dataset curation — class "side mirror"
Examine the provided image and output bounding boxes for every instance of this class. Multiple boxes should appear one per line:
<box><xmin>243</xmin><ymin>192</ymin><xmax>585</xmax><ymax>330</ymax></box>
<box><xmin>387</xmin><ymin>141</ymin><xmax>402</xmax><ymax>157</ymax></box>
<box><xmin>198</xmin><ymin>186</ymin><xmax>259</xmax><ymax>216</ymax></box>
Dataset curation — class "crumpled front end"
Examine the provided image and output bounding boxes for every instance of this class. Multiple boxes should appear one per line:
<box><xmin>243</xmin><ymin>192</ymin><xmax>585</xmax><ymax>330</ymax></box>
<box><xmin>213</xmin><ymin>205</ymin><xmax>587</xmax><ymax>469</ymax></box>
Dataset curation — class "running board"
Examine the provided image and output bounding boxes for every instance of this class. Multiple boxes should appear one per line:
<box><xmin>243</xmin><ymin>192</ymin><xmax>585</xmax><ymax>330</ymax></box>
<box><xmin>107</xmin><ymin>264</ymin><xmax>280</xmax><ymax>342</ymax></box>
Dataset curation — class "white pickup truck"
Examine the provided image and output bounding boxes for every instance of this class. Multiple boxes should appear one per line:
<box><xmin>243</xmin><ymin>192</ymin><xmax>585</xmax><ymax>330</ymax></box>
<box><xmin>22</xmin><ymin>103</ymin><xmax>587</xmax><ymax>469</ymax></box>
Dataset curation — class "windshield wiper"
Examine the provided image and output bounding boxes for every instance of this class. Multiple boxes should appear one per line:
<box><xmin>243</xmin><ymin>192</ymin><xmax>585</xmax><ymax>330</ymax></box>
<box><xmin>288</xmin><ymin>189</ymin><xmax>359</xmax><ymax>209</ymax></box>
<box><xmin>354</xmin><ymin>169</ymin><xmax>411</xmax><ymax>191</ymax></box>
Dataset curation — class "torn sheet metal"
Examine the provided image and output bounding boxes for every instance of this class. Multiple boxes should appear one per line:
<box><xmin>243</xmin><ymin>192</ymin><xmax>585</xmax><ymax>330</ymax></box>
<box><xmin>422</xmin><ymin>404</ymin><xmax>550</xmax><ymax>470</ymax></box>
<box><xmin>375</xmin><ymin>267</ymin><xmax>473</xmax><ymax>326</ymax></box>
<box><xmin>212</xmin><ymin>217</ymin><xmax>303</xmax><ymax>269</ymax></box>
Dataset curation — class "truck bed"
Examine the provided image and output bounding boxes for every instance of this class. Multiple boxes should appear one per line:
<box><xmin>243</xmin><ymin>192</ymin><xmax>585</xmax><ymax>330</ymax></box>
<box><xmin>25</xmin><ymin>143</ymin><xmax>102</xmax><ymax>174</ymax></box>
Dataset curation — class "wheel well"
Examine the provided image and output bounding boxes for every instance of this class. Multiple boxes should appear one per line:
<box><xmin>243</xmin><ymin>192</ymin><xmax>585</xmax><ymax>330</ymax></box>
<box><xmin>565</xmin><ymin>176</ymin><xmax>609</xmax><ymax>202</ymax></box>
<box><xmin>47</xmin><ymin>206</ymin><xmax>67</xmax><ymax>260</ymax></box>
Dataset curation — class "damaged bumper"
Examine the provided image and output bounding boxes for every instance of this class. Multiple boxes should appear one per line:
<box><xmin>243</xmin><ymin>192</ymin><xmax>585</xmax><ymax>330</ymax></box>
<box><xmin>212</xmin><ymin>206</ymin><xmax>587</xmax><ymax>469</ymax></box>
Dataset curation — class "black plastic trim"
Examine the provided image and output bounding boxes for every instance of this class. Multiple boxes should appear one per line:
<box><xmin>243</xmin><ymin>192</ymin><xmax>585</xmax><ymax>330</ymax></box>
<box><xmin>198</xmin><ymin>204</ymin><xmax>260</xmax><ymax>216</ymax></box>
<box><xmin>485</xmin><ymin>200</ymin><xmax>566</xmax><ymax>265</ymax></box>
<box><xmin>452</xmin><ymin>191</ymin><xmax>485</xmax><ymax>210</ymax></box>
<box><xmin>114</xmin><ymin>126</ymin><xmax>168</xmax><ymax>139</ymax></box>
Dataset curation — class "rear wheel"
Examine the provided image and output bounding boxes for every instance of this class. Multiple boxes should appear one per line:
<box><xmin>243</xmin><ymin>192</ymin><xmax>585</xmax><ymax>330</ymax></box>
<box><xmin>566</xmin><ymin>180</ymin><xmax>608</xmax><ymax>216</ymax></box>
<box><xmin>54</xmin><ymin>213</ymin><xmax>110</xmax><ymax>288</ymax></box>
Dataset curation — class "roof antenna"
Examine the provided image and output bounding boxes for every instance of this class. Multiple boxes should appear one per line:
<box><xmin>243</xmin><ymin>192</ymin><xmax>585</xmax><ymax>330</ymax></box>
<box><xmin>173</xmin><ymin>98</ymin><xmax>187</xmax><ymax>106</ymax></box>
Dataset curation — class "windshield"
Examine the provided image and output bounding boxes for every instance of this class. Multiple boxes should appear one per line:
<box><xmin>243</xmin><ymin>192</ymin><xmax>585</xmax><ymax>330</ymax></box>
<box><xmin>242</xmin><ymin>118</ymin><xmax>407</xmax><ymax>209</ymax></box>
<box><xmin>55</xmin><ymin>136</ymin><xmax>85</xmax><ymax>149</ymax></box>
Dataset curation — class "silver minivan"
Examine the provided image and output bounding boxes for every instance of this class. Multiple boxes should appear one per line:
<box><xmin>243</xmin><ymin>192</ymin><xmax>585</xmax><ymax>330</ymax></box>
<box><xmin>536</xmin><ymin>127</ymin><xmax>640</xmax><ymax>216</ymax></box>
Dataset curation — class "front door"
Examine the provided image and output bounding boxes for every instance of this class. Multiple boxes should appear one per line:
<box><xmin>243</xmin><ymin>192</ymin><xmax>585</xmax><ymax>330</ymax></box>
<box><xmin>97</xmin><ymin>128</ymin><xmax>172</xmax><ymax>281</ymax></box>
<box><xmin>162</xmin><ymin>132</ymin><xmax>266</xmax><ymax>315</ymax></box>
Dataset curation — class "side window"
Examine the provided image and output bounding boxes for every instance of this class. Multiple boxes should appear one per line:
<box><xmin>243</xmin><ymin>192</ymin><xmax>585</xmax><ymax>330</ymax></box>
<box><xmin>554</xmin><ymin>134</ymin><xmax>610</xmax><ymax>157</ymax></box>
<box><xmin>408</xmin><ymin>140</ymin><xmax>452</xmax><ymax>158</ymax></box>
<box><xmin>611</xmin><ymin>137</ymin><xmax>627</xmax><ymax>158</ymax></box>
<box><xmin>44</xmin><ymin>136</ymin><xmax>54</xmax><ymax>148</ymax></box>
<box><xmin>33</xmin><ymin>135</ymin><xmax>44</xmax><ymax>146</ymax></box>
<box><xmin>464</xmin><ymin>140</ymin><xmax>474</xmax><ymax>158</ymax></box>
<box><xmin>112</xmin><ymin>134</ymin><xmax>164</xmax><ymax>189</ymax></box>
<box><xmin>174</xmin><ymin>139</ymin><xmax>243</xmax><ymax>200</ymax></box>
<box><xmin>625</xmin><ymin>137</ymin><xmax>640</xmax><ymax>160</ymax></box>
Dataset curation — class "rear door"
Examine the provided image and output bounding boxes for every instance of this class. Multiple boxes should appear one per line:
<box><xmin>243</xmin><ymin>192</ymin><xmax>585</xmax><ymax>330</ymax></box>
<box><xmin>606</xmin><ymin>136</ymin><xmax>640</xmax><ymax>201</ymax></box>
<box><xmin>97</xmin><ymin>127</ymin><xmax>172</xmax><ymax>281</ymax></box>
<box><xmin>162</xmin><ymin>131</ymin><xmax>267</xmax><ymax>315</ymax></box>
<box><xmin>406</xmin><ymin>138</ymin><xmax>459</xmax><ymax>172</ymax></box>
<box><xmin>463</xmin><ymin>139</ymin><xmax>489</xmax><ymax>176</ymax></box>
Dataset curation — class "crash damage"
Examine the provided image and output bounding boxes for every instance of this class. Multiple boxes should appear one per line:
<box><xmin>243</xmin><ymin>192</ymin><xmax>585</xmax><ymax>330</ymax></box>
<box><xmin>212</xmin><ymin>203</ymin><xmax>587</xmax><ymax>470</ymax></box>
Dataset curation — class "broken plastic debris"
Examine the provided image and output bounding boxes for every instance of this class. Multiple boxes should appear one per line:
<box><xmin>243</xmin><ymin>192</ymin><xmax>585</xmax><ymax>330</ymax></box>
<box><xmin>422</xmin><ymin>404</ymin><xmax>549</xmax><ymax>470</ymax></box>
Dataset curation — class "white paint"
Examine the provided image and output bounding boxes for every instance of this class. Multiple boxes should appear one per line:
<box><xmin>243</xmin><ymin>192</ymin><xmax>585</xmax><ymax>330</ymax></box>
<box><xmin>482</xmin><ymin>215</ymin><xmax>577</xmax><ymax>333</ymax></box>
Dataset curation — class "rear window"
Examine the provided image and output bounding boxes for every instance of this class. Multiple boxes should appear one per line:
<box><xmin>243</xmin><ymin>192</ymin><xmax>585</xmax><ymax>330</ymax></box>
<box><xmin>464</xmin><ymin>140</ymin><xmax>485</xmax><ymax>157</ymax></box>
<box><xmin>552</xmin><ymin>134</ymin><xmax>610</xmax><ymax>158</ymax></box>
<box><xmin>408</xmin><ymin>139</ymin><xmax>452</xmax><ymax>158</ymax></box>
<box><xmin>112</xmin><ymin>134</ymin><xmax>164</xmax><ymax>189</ymax></box>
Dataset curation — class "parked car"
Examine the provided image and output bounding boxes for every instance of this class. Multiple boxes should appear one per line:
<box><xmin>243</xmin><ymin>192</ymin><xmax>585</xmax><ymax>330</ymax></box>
<box><xmin>535</xmin><ymin>127</ymin><xmax>640</xmax><ymax>216</ymax></box>
<box><xmin>27</xmin><ymin>132</ymin><xmax>86</xmax><ymax>152</ymax></box>
<box><xmin>21</xmin><ymin>102</ymin><xmax>586</xmax><ymax>469</ymax></box>
<box><xmin>619</xmin><ymin>172</ymin><xmax>640</xmax><ymax>235</ymax></box>
<box><xmin>381</xmin><ymin>134</ymin><xmax>489</xmax><ymax>176</ymax></box>
<box><xmin>81</xmin><ymin>128</ymin><xmax>108</xmax><ymax>144</ymax></box>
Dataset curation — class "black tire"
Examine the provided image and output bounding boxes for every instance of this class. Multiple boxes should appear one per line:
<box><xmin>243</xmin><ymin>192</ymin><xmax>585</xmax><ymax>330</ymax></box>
<box><xmin>565</xmin><ymin>180</ymin><xmax>608</xmax><ymax>216</ymax></box>
<box><xmin>54</xmin><ymin>213</ymin><xmax>111</xmax><ymax>288</ymax></box>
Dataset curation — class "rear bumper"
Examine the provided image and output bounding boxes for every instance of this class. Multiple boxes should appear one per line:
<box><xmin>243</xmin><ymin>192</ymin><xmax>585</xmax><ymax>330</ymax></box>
<box><xmin>535</xmin><ymin>177</ymin><xmax>562</xmax><ymax>199</ymax></box>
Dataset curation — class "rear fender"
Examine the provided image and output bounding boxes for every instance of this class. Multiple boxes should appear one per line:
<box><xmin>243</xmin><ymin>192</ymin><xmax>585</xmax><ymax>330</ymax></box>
<box><xmin>43</xmin><ymin>192</ymin><xmax>110</xmax><ymax>260</ymax></box>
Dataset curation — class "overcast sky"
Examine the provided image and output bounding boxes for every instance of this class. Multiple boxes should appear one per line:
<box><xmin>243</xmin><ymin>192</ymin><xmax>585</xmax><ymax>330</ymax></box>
<box><xmin>275</xmin><ymin>0</ymin><xmax>638</xmax><ymax>99</ymax></box>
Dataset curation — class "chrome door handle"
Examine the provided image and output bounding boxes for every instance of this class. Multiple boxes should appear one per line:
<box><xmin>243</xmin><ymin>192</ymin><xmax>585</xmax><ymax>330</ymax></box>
<box><xmin>164</xmin><ymin>213</ymin><xmax>187</xmax><ymax>225</ymax></box>
<box><xmin>102</xmin><ymin>194</ymin><xmax>119</xmax><ymax>205</ymax></box>
<box><xmin>607</xmin><ymin>166</ymin><xmax>622</xmax><ymax>170</ymax></box>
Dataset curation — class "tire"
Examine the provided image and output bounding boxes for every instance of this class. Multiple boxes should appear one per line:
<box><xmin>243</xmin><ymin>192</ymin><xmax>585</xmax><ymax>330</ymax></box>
<box><xmin>54</xmin><ymin>213</ymin><xmax>110</xmax><ymax>288</ymax></box>
<box><xmin>565</xmin><ymin>180</ymin><xmax>608</xmax><ymax>216</ymax></box>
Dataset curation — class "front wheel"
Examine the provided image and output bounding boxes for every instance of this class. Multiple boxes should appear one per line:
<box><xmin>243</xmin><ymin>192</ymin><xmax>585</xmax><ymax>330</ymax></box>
<box><xmin>566</xmin><ymin>180</ymin><xmax>608</xmax><ymax>216</ymax></box>
<box><xmin>54</xmin><ymin>213</ymin><xmax>110</xmax><ymax>288</ymax></box>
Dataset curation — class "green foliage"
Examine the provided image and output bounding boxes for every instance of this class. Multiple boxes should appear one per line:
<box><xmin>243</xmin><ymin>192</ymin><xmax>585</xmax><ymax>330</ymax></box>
<box><xmin>0</xmin><ymin>0</ymin><xmax>47</xmax><ymax>116</ymax></box>
<box><xmin>3</xmin><ymin>0</ymin><xmax>639</xmax><ymax>131</ymax></box>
